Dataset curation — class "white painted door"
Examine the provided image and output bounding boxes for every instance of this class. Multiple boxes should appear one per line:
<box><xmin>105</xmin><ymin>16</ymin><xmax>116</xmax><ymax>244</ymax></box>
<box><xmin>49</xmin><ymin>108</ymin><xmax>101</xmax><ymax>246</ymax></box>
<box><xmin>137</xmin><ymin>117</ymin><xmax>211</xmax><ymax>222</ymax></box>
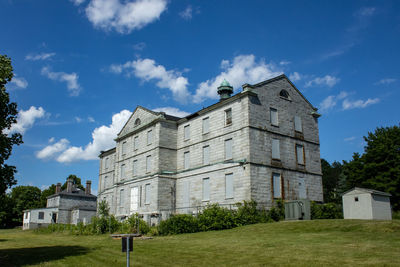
<box><xmin>130</xmin><ymin>187</ymin><xmax>139</xmax><ymax>213</ymax></box>
<box><xmin>298</xmin><ymin>178</ymin><xmax>306</xmax><ymax>199</ymax></box>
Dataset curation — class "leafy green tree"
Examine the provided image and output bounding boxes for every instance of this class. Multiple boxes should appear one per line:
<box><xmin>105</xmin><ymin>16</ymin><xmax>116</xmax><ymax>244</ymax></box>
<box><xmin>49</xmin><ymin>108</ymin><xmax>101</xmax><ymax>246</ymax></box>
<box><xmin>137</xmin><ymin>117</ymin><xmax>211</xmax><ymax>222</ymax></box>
<box><xmin>0</xmin><ymin>55</ymin><xmax>23</xmax><ymax>197</ymax></box>
<box><xmin>61</xmin><ymin>174</ymin><xmax>85</xmax><ymax>191</ymax></box>
<box><xmin>343</xmin><ymin>125</ymin><xmax>400</xmax><ymax>210</ymax></box>
<box><xmin>40</xmin><ymin>184</ymin><xmax>56</xmax><ymax>207</ymax></box>
<box><xmin>10</xmin><ymin>185</ymin><xmax>41</xmax><ymax>225</ymax></box>
<box><xmin>98</xmin><ymin>200</ymin><xmax>110</xmax><ymax>217</ymax></box>
<box><xmin>321</xmin><ymin>159</ymin><xmax>343</xmax><ymax>203</ymax></box>
<box><xmin>0</xmin><ymin>194</ymin><xmax>14</xmax><ymax>228</ymax></box>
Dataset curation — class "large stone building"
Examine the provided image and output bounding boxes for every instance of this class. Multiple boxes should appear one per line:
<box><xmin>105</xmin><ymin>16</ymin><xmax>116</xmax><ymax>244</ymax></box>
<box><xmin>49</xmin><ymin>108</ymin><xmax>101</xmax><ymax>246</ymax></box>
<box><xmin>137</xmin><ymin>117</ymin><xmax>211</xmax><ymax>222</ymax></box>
<box><xmin>23</xmin><ymin>179</ymin><xmax>97</xmax><ymax>230</ymax></box>
<box><xmin>98</xmin><ymin>74</ymin><xmax>323</xmax><ymax>225</ymax></box>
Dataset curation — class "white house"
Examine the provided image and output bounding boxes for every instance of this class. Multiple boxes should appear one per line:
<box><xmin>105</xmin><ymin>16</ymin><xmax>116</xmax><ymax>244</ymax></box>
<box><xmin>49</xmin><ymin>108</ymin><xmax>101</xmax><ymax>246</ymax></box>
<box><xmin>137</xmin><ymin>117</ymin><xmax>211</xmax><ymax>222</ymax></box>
<box><xmin>342</xmin><ymin>187</ymin><xmax>392</xmax><ymax>220</ymax></box>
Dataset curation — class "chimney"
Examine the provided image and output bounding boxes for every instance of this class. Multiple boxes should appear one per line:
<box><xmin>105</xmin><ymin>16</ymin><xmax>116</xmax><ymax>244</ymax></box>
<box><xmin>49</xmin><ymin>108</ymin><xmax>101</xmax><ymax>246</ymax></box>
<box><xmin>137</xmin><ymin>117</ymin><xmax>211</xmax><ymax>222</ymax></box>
<box><xmin>56</xmin><ymin>183</ymin><xmax>61</xmax><ymax>194</ymax></box>
<box><xmin>217</xmin><ymin>79</ymin><xmax>233</xmax><ymax>101</ymax></box>
<box><xmin>85</xmin><ymin>180</ymin><xmax>92</xmax><ymax>195</ymax></box>
<box><xmin>67</xmin><ymin>178</ymin><xmax>73</xmax><ymax>193</ymax></box>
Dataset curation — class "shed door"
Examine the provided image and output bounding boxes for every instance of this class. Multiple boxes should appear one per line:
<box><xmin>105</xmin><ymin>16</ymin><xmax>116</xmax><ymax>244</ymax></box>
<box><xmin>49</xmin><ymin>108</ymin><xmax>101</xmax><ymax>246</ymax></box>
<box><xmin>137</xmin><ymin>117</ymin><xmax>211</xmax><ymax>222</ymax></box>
<box><xmin>298</xmin><ymin>178</ymin><xmax>306</xmax><ymax>199</ymax></box>
<box><xmin>130</xmin><ymin>187</ymin><xmax>139</xmax><ymax>213</ymax></box>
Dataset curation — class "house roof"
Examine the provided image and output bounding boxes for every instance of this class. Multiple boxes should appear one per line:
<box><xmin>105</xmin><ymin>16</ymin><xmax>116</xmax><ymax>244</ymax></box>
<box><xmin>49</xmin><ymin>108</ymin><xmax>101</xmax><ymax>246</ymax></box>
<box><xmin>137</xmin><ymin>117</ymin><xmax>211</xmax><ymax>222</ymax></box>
<box><xmin>47</xmin><ymin>187</ymin><xmax>97</xmax><ymax>199</ymax></box>
<box><xmin>342</xmin><ymin>187</ymin><xmax>392</xmax><ymax>197</ymax></box>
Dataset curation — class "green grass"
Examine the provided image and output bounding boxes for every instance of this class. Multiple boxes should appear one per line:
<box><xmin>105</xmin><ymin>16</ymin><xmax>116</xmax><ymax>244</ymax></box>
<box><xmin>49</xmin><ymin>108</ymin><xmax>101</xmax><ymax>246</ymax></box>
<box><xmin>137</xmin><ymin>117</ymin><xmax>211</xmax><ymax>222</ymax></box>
<box><xmin>1</xmin><ymin>220</ymin><xmax>400</xmax><ymax>266</ymax></box>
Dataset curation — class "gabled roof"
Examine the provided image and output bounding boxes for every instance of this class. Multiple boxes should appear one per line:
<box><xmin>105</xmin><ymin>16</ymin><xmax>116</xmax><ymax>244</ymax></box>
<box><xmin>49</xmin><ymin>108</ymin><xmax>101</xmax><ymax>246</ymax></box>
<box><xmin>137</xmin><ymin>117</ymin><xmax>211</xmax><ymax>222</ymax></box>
<box><xmin>342</xmin><ymin>187</ymin><xmax>392</xmax><ymax>197</ymax></box>
<box><xmin>47</xmin><ymin>187</ymin><xmax>97</xmax><ymax>199</ymax></box>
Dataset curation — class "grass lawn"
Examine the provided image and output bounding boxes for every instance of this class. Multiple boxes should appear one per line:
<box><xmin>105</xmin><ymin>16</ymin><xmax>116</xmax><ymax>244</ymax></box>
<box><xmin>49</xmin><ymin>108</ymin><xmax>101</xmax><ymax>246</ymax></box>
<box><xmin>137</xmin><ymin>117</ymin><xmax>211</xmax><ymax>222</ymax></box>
<box><xmin>1</xmin><ymin>219</ymin><xmax>400</xmax><ymax>266</ymax></box>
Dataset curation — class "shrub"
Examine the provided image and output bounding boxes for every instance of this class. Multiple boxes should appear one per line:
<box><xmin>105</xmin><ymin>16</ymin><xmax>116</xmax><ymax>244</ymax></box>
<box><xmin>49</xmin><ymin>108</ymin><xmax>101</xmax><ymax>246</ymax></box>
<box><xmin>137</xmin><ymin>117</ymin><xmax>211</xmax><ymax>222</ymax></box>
<box><xmin>158</xmin><ymin>214</ymin><xmax>199</xmax><ymax>235</ymax></box>
<box><xmin>392</xmin><ymin>211</ymin><xmax>400</xmax><ymax>220</ymax></box>
<box><xmin>234</xmin><ymin>200</ymin><xmax>262</xmax><ymax>226</ymax></box>
<box><xmin>197</xmin><ymin>204</ymin><xmax>235</xmax><ymax>231</ymax></box>
<box><xmin>127</xmin><ymin>214</ymin><xmax>150</xmax><ymax>235</ymax></box>
<box><xmin>266</xmin><ymin>200</ymin><xmax>285</xmax><ymax>222</ymax></box>
<box><xmin>311</xmin><ymin>202</ymin><xmax>343</xmax><ymax>219</ymax></box>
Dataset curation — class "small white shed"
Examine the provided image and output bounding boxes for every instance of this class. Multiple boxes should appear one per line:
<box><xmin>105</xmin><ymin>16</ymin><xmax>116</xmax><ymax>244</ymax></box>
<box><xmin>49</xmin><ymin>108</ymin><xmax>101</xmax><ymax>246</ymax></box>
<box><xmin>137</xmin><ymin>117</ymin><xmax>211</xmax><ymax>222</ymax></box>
<box><xmin>342</xmin><ymin>187</ymin><xmax>392</xmax><ymax>220</ymax></box>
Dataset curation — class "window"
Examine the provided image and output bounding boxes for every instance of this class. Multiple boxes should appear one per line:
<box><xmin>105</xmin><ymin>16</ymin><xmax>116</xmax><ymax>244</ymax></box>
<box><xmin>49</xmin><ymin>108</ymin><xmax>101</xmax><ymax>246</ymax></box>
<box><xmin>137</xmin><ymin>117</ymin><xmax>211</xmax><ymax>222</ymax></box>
<box><xmin>272</xmin><ymin>139</ymin><xmax>280</xmax><ymax>160</ymax></box>
<box><xmin>225</xmin><ymin>173</ymin><xmax>234</xmax><ymax>199</ymax></box>
<box><xmin>134</xmin><ymin>118</ymin><xmax>141</xmax><ymax>126</ymax></box>
<box><xmin>25</xmin><ymin>212</ymin><xmax>28</xmax><ymax>219</ymax></box>
<box><xmin>147</xmin><ymin>130</ymin><xmax>152</xmax><ymax>145</ymax></box>
<box><xmin>145</xmin><ymin>184</ymin><xmax>151</xmax><ymax>204</ymax></box>
<box><xmin>120</xmin><ymin>164</ymin><xmax>126</xmax><ymax>180</ymax></box>
<box><xmin>184</xmin><ymin>125</ymin><xmax>190</xmax><ymax>140</ymax></box>
<box><xmin>355</xmin><ymin>196</ymin><xmax>359</xmax><ymax>202</ymax></box>
<box><xmin>270</xmin><ymin>108</ymin><xmax>278</xmax><ymax>126</ymax></box>
<box><xmin>294</xmin><ymin>116</ymin><xmax>302</xmax><ymax>132</ymax></box>
<box><xmin>38</xmin><ymin>212</ymin><xmax>44</xmax><ymax>220</ymax></box>
<box><xmin>104</xmin><ymin>176</ymin><xmax>108</xmax><ymax>189</ymax></box>
<box><xmin>133</xmin><ymin>160</ymin><xmax>138</xmax><ymax>176</ymax></box>
<box><xmin>130</xmin><ymin>187</ymin><xmax>139</xmax><ymax>212</ymax></box>
<box><xmin>202</xmin><ymin>117</ymin><xmax>209</xmax><ymax>134</ymax></box>
<box><xmin>134</xmin><ymin>136</ymin><xmax>139</xmax><ymax>150</ymax></box>
<box><xmin>184</xmin><ymin>151</ymin><xmax>190</xmax><ymax>169</ymax></box>
<box><xmin>105</xmin><ymin>157</ymin><xmax>109</xmax><ymax>170</ymax></box>
<box><xmin>122</xmin><ymin>141</ymin><xmax>127</xmax><ymax>155</ymax></box>
<box><xmin>273</xmin><ymin>173</ymin><xmax>281</xmax><ymax>198</ymax></box>
<box><xmin>225</xmin><ymin>139</ymin><xmax>233</xmax><ymax>160</ymax></box>
<box><xmin>280</xmin><ymin>90</ymin><xmax>289</xmax><ymax>99</ymax></box>
<box><xmin>225</xmin><ymin>108</ymin><xmax>232</xmax><ymax>125</ymax></box>
<box><xmin>119</xmin><ymin>189</ymin><xmax>124</xmax><ymax>206</ymax></box>
<box><xmin>146</xmin><ymin>155</ymin><xmax>152</xmax><ymax>173</ymax></box>
<box><xmin>203</xmin><ymin>178</ymin><xmax>210</xmax><ymax>201</ymax></box>
<box><xmin>203</xmin><ymin>145</ymin><xmax>210</xmax><ymax>165</ymax></box>
<box><xmin>296</xmin><ymin>144</ymin><xmax>304</xmax><ymax>165</ymax></box>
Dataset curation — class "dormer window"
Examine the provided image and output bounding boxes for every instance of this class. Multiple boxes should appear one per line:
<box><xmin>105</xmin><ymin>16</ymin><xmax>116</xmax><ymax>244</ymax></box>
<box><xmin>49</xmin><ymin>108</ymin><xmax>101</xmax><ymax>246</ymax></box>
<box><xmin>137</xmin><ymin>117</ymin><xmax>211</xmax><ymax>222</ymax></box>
<box><xmin>280</xmin><ymin>90</ymin><xmax>289</xmax><ymax>99</ymax></box>
<box><xmin>134</xmin><ymin>118</ymin><xmax>141</xmax><ymax>127</ymax></box>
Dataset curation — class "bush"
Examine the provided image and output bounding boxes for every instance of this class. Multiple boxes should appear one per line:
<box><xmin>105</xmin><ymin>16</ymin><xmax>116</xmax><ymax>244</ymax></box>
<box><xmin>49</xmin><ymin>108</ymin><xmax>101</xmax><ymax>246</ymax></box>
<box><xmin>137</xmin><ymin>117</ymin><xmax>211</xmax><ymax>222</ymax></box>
<box><xmin>266</xmin><ymin>200</ymin><xmax>285</xmax><ymax>222</ymax></box>
<box><xmin>234</xmin><ymin>200</ymin><xmax>262</xmax><ymax>226</ymax></box>
<box><xmin>127</xmin><ymin>214</ymin><xmax>150</xmax><ymax>235</ymax></box>
<box><xmin>158</xmin><ymin>214</ymin><xmax>199</xmax><ymax>235</ymax></box>
<box><xmin>311</xmin><ymin>202</ymin><xmax>343</xmax><ymax>219</ymax></box>
<box><xmin>197</xmin><ymin>204</ymin><xmax>235</xmax><ymax>231</ymax></box>
<box><xmin>393</xmin><ymin>211</ymin><xmax>400</xmax><ymax>220</ymax></box>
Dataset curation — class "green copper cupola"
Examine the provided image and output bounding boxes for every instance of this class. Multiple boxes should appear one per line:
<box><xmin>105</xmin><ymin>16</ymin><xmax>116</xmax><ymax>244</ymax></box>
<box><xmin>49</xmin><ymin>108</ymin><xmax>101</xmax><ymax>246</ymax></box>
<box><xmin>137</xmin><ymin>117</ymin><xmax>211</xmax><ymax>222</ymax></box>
<box><xmin>217</xmin><ymin>79</ymin><xmax>233</xmax><ymax>101</ymax></box>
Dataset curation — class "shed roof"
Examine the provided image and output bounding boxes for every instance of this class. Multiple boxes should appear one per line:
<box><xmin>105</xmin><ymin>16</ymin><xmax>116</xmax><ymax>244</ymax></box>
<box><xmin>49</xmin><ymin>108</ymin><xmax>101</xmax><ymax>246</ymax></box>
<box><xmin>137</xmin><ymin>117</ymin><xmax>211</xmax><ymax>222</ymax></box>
<box><xmin>342</xmin><ymin>187</ymin><xmax>392</xmax><ymax>197</ymax></box>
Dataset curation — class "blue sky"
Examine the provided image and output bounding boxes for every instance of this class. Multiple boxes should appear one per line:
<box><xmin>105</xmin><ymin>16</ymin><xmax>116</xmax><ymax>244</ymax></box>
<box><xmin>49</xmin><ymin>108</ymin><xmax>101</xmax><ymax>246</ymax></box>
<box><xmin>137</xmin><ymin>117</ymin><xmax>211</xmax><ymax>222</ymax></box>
<box><xmin>2</xmin><ymin>0</ymin><xmax>399</xmax><ymax>194</ymax></box>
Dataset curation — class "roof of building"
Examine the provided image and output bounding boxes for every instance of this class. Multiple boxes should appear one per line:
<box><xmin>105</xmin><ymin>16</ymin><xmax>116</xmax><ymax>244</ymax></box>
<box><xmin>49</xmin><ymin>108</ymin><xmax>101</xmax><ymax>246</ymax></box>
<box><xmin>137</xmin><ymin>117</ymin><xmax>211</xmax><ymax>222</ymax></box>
<box><xmin>342</xmin><ymin>187</ymin><xmax>392</xmax><ymax>197</ymax></box>
<box><xmin>47</xmin><ymin>187</ymin><xmax>97</xmax><ymax>199</ymax></box>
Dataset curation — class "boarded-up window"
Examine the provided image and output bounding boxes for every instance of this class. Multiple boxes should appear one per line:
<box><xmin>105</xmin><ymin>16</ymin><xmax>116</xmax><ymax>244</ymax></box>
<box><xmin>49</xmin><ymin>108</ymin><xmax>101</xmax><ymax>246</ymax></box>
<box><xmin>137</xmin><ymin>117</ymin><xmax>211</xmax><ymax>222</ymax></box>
<box><xmin>104</xmin><ymin>176</ymin><xmax>108</xmax><ymax>189</ymax></box>
<box><xmin>225</xmin><ymin>109</ymin><xmax>232</xmax><ymax>125</ymax></box>
<box><xmin>146</xmin><ymin>155</ymin><xmax>152</xmax><ymax>173</ymax></box>
<box><xmin>272</xmin><ymin>139</ymin><xmax>280</xmax><ymax>159</ymax></box>
<box><xmin>133</xmin><ymin>160</ymin><xmax>138</xmax><ymax>176</ymax></box>
<box><xmin>225</xmin><ymin>173</ymin><xmax>234</xmax><ymax>199</ymax></box>
<box><xmin>270</xmin><ymin>108</ymin><xmax>278</xmax><ymax>126</ymax></box>
<box><xmin>273</xmin><ymin>173</ymin><xmax>281</xmax><ymax>198</ymax></box>
<box><xmin>147</xmin><ymin>130</ymin><xmax>152</xmax><ymax>145</ymax></box>
<box><xmin>203</xmin><ymin>178</ymin><xmax>210</xmax><ymax>201</ymax></box>
<box><xmin>119</xmin><ymin>189</ymin><xmax>124</xmax><ymax>206</ymax></box>
<box><xmin>184</xmin><ymin>125</ymin><xmax>190</xmax><ymax>140</ymax></box>
<box><xmin>130</xmin><ymin>187</ymin><xmax>139</xmax><ymax>212</ymax></box>
<box><xmin>105</xmin><ymin>157</ymin><xmax>109</xmax><ymax>169</ymax></box>
<box><xmin>203</xmin><ymin>146</ymin><xmax>210</xmax><ymax>165</ymax></box>
<box><xmin>184</xmin><ymin>152</ymin><xmax>190</xmax><ymax>169</ymax></box>
<box><xmin>134</xmin><ymin>136</ymin><xmax>139</xmax><ymax>150</ymax></box>
<box><xmin>122</xmin><ymin>141</ymin><xmax>127</xmax><ymax>155</ymax></box>
<box><xmin>295</xmin><ymin>116</ymin><xmax>302</xmax><ymax>132</ymax></box>
<box><xmin>120</xmin><ymin>164</ymin><xmax>126</xmax><ymax>180</ymax></box>
<box><xmin>183</xmin><ymin>181</ymin><xmax>190</xmax><ymax>207</ymax></box>
<box><xmin>202</xmin><ymin>117</ymin><xmax>209</xmax><ymax>134</ymax></box>
<box><xmin>145</xmin><ymin>184</ymin><xmax>151</xmax><ymax>204</ymax></box>
<box><xmin>225</xmin><ymin>139</ymin><xmax>232</xmax><ymax>160</ymax></box>
<box><xmin>38</xmin><ymin>212</ymin><xmax>44</xmax><ymax>220</ymax></box>
<box><xmin>296</xmin><ymin>145</ymin><xmax>304</xmax><ymax>165</ymax></box>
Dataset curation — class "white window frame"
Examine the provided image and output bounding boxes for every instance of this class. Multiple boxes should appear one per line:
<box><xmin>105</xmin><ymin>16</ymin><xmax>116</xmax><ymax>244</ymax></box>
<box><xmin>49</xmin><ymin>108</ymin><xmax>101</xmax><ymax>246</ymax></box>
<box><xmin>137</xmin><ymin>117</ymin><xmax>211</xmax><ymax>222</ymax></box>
<box><xmin>184</xmin><ymin>125</ymin><xmax>190</xmax><ymax>140</ymax></box>
<box><xmin>270</xmin><ymin>108</ymin><xmax>278</xmax><ymax>126</ymax></box>
<box><xmin>202</xmin><ymin>117</ymin><xmax>210</xmax><ymax>134</ymax></box>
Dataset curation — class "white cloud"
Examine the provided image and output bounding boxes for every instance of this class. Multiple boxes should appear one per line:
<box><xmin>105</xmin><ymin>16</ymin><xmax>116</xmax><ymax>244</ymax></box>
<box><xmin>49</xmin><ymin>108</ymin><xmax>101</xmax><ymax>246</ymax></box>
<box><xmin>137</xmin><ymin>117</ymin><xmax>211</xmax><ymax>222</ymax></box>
<box><xmin>152</xmin><ymin>107</ymin><xmax>190</xmax><ymax>117</ymax></box>
<box><xmin>375</xmin><ymin>78</ymin><xmax>396</xmax><ymax>85</ymax></box>
<box><xmin>193</xmin><ymin>55</ymin><xmax>282</xmax><ymax>103</ymax></box>
<box><xmin>25</xmin><ymin>52</ymin><xmax>56</xmax><ymax>61</ymax></box>
<box><xmin>41</xmin><ymin>67</ymin><xmax>81</xmax><ymax>96</ymax></box>
<box><xmin>75</xmin><ymin>117</ymin><xmax>82</xmax><ymax>123</ymax></box>
<box><xmin>110</xmin><ymin>58</ymin><xmax>190</xmax><ymax>103</ymax></box>
<box><xmin>48</xmin><ymin>137</ymin><xmax>55</xmax><ymax>143</ymax></box>
<box><xmin>36</xmin><ymin>138</ymin><xmax>70</xmax><ymax>160</ymax></box>
<box><xmin>357</xmin><ymin>7</ymin><xmax>376</xmax><ymax>17</ymax></box>
<box><xmin>10</xmin><ymin>76</ymin><xmax>28</xmax><ymax>89</ymax></box>
<box><xmin>88</xmin><ymin>116</ymin><xmax>95</xmax><ymax>122</ymax></box>
<box><xmin>305</xmin><ymin>75</ymin><xmax>340</xmax><ymax>88</ymax></box>
<box><xmin>54</xmin><ymin>109</ymin><xmax>132</xmax><ymax>163</ymax></box>
<box><xmin>319</xmin><ymin>91</ymin><xmax>349</xmax><ymax>113</ymax></box>
<box><xmin>279</xmin><ymin>60</ymin><xmax>291</xmax><ymax>66</ymax></box>
<box><xmin>179</xmin><ymin>5</ymin><xmax>193</xmax><ymax>20</ymax></box>
<box><xmin>6</xmin><ymin>106</ymin><xmax>46</xmax><ymax>134</ymax></box>
<box><xmin>71</xmin><ymin>0</ymin><xmax>86</xmax><ymax>5</ymax></box>
<box><xmin>344</xmin><ymin>136</ymin><xmax>356</xmax><ymax>142</ymax></box>
<box><xmin>85</xmin><ymin>0</ymin><xmax>167</xmax><ymax>34</ymax></box>
<box><xmin>289</xmin><ymin>72</ymin><xmax>301</xmax><ymax>81</ymax></box>
<box><xmin>342</xmin><ymin>98</ymin><xmax>380</xmax><ymax>110</ymax></box>
<box><xmin>133</xmin><ymin>42</ymin><xmax>146</xmax><ymax>51</ymax></box>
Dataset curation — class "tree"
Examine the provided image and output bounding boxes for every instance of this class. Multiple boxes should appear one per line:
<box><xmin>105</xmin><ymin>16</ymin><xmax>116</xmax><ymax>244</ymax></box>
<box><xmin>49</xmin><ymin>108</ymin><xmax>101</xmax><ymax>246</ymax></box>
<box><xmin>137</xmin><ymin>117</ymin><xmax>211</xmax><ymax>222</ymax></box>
<box><xmin>10</xmin><ymin>185</ymin><xmax>42</xmax><ymax>225</ymax></box>
<box><xmin>61</xmin><ymin>174</ymin><xmax>85</xmax><ymax>191</ymax></box>
<box><xmin>321</xmin><ymin>159</ymin><xmax>343</xmax><ymax>203</ymax></box>
<box><xmin>40</xmin><ymin>184</ymin><xmax>56</xmax><ymax>207</ymax></box>
<box><xmin>0</xmin><ymin>55</ymin><xmax>23</xmax><ymax>197</ymax></box>
<box><xmin>343</xmin><ymin>125</ymin><xmax>400</xmax><ymax>210</ymax></box>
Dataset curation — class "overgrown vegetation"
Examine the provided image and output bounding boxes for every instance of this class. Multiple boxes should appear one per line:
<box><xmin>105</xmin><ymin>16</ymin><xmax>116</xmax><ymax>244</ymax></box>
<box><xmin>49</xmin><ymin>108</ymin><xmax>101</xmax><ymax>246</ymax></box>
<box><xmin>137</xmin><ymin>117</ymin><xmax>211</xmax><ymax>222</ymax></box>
<box><xmin>311</xmin><ymin>202</ymin><xmax>343</xmax><ymax>219</ymax></box>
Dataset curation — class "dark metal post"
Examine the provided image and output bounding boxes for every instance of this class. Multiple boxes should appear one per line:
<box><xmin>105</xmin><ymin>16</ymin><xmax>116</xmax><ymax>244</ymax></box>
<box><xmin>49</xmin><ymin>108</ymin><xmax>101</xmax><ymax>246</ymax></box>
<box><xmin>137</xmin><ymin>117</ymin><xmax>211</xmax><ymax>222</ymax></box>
<box><xmin>126</xmin><ymin>237</ymin><xmax>130</xmax><ymax>267</ymax></box>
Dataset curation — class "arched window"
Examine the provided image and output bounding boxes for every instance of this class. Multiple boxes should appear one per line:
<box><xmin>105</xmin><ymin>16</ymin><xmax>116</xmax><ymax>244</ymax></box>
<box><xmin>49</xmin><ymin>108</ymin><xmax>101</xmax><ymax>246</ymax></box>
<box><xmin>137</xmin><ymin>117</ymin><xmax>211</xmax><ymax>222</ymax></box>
<box><xmin>134</xmin><ymin>118</ymin><xmax>141</xmax><ymax>127</ymax></box>
<box><xmin>280</xmin><ymin>90</ymin><xmax>289</xmax><ymax>99</ymax></box>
